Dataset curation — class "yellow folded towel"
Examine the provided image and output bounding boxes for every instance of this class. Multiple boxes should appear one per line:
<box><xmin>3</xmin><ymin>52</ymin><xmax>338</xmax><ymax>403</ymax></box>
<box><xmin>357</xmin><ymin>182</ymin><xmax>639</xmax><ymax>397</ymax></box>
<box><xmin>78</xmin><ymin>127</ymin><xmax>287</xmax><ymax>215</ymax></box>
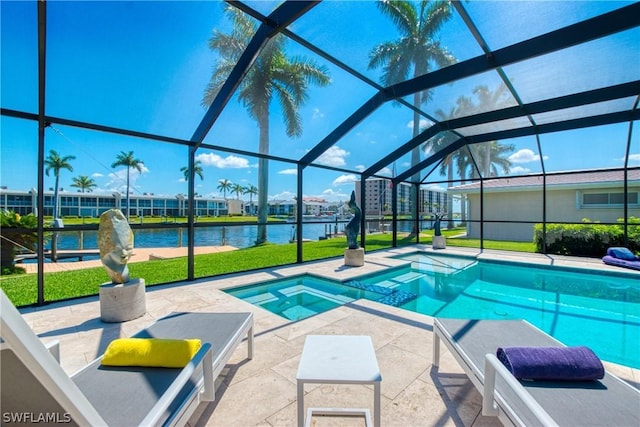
<box><xmin>101</xmin><ymin>338</ymin><xmax>202</xmax><ymax>368</ymax></box>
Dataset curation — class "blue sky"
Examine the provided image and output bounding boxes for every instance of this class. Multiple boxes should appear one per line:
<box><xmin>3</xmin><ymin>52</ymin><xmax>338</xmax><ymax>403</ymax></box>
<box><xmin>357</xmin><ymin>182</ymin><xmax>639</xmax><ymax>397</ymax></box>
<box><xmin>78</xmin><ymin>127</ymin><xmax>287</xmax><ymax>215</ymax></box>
<box><xmin>1</xmin><ymin>1</ymin><xmax>638</xmax><ymax>202</ymax></box>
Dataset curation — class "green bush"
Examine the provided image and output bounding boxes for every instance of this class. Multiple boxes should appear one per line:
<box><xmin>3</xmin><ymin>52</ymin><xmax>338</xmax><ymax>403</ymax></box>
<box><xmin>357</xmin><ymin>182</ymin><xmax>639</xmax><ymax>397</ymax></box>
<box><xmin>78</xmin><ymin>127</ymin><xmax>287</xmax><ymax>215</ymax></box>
<box><xmin>533</xmin><ymin>217</ymin><xmax>640</xmax><ymax>256</ymax></box>
<box><xmin>0</xmin><ymin>210</ymin><xmax>39</xmax><ymax>273</ymax></box>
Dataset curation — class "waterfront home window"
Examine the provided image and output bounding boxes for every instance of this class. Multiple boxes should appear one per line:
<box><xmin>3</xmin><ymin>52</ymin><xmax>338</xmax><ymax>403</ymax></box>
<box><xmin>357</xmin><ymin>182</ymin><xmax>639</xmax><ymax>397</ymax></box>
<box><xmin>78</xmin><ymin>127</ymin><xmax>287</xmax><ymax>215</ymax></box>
<box><xmin>6</xmin><ymin>194</ymin><xmax>31</xmax><ymax>207</ymax></box>
<box><xmin>81</xmin><ymin>197</ymin><xmax>97</xmax><ymax>207</ymax></box>
<box><xmin>60</xmin><ymin>196</ymin><xmax>76</xmax><ymax>207</ymax></box>
<box><xmin>581</xmin><ymin>191</ymin><xmax>638</xmax><ymax>207</ymax></box>
<box><xmin>98</xmin><ymin>197</ymin><xmax>116</xmax><ymax>208</ymax></box>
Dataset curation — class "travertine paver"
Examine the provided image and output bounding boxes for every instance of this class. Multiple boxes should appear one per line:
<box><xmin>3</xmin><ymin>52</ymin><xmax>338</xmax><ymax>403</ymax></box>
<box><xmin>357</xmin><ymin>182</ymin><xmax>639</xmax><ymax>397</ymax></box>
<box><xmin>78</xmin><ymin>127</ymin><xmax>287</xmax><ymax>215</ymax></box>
<box><xmin>16</xmin><ymin>246</ymin><xmax>640</xmax><ymax>427</ymax></box>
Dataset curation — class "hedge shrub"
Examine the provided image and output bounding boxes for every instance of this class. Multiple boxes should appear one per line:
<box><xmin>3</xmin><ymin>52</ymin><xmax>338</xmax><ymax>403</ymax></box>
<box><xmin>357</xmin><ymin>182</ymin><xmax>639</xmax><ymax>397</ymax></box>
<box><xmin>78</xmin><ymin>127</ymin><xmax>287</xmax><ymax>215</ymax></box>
<box><xmin>533</xmin><ymin>217</ymin><xmax>640</xmax><ymax>256</ymax></box>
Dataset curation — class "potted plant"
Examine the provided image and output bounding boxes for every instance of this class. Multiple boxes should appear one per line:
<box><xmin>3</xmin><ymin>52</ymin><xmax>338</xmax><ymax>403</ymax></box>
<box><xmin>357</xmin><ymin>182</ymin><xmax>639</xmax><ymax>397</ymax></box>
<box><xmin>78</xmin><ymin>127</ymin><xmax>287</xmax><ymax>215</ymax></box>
<box><xmin>0</xmin><ymin>210</ymin><xmax>38</xmax><ymax>274</ymax></box>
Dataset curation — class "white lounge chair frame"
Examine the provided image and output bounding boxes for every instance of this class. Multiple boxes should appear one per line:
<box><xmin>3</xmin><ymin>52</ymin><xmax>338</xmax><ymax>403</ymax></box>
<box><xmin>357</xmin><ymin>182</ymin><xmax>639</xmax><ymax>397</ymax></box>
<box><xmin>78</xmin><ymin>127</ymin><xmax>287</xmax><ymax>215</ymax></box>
<box><xmin>432</xmin><ymin>318</ymin><xmax>640</xmax><ymax>427</ymax></box>
<box><xmin>0</xmin><ymin>290</ymin><xmax>253</xmax><ymax>426</ymax></box>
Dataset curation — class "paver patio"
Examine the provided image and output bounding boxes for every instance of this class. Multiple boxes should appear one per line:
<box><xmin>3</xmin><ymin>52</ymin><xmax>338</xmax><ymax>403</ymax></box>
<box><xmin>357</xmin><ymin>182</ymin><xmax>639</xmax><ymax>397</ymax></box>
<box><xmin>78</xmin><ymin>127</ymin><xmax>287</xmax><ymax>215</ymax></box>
<box><xmin>17</xmin><ymin>246</ymin><xmax>640</xmax><ymax>426</ymax></box>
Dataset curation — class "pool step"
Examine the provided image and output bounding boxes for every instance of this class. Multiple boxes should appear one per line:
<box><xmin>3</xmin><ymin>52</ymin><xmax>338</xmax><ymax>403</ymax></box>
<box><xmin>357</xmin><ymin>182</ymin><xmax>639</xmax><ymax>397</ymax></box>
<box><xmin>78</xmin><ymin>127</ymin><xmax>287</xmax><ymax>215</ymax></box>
<box><xmin>344</xmin><ymin>280</ymin><xmax>394</xmax><ymax>295</ymax></box>
<box><xmin>376</xmin><ymin>289</ymin><xmax>417</xmax><ymax>307</ymax></box>
<box><xmin>344</xmin><ymin>280</ymin><xmax>417</xmax><ymax>307</ymax></box>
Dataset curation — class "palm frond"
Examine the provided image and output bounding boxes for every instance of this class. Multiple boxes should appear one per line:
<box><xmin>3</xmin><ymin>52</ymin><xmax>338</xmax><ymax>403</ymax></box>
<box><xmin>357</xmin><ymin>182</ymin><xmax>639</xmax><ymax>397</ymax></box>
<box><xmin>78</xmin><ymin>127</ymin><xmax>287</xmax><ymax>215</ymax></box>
<box><xmin>377</xmin><ymin>0</ymin><xmax>418</xmax><ymax>36</ymax></box>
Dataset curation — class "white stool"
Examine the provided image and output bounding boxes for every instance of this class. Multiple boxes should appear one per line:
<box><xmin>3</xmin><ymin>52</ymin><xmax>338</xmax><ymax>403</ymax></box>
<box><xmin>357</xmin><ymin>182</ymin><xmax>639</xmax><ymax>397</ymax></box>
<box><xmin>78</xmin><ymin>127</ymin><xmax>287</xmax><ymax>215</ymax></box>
<box><xmin>296</xmin><ymin>335</ymin><xmax>381</xmax><ymax>427</ymax></box>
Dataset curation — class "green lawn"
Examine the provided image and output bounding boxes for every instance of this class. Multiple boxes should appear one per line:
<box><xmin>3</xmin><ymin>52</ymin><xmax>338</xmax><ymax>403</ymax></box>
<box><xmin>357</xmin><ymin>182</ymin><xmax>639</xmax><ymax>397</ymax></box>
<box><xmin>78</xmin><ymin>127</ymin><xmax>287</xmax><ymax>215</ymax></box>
<box><xmin>0</xmin><ymin>231</ymin><xmax>535</xmax><ymax>307</ymax></box>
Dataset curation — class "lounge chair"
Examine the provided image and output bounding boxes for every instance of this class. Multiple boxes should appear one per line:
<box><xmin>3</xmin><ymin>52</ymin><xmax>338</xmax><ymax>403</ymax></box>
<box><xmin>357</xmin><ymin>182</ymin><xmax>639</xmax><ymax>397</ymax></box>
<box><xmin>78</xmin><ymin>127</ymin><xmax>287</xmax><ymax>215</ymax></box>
<box><xmin>602</xmin><ymin>247</ymin><xmax>640</xmax><ymax>271</ymax></box>
<box><xmin>432</xmin><ymin>318</ymin><xmax>640</xmax><ymax>427</ymax></box>
<box><xmin>0</xmin><ymin>290</ymin><xmax>254</xmax><ymax>426</ymax></box>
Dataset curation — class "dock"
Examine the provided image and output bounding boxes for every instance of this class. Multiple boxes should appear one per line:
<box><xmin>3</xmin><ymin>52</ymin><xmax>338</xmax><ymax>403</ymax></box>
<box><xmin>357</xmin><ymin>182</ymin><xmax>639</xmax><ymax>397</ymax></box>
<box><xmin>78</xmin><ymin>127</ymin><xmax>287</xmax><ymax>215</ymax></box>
<box><xmin>17</xmin><ymin>246</ymin><xmax>237</xmax><ymax>274</ymax></box>
<box><xmin>15</xmin><ymin>250</ymin><xmax>100</xmax><ymax>262</ymax></box>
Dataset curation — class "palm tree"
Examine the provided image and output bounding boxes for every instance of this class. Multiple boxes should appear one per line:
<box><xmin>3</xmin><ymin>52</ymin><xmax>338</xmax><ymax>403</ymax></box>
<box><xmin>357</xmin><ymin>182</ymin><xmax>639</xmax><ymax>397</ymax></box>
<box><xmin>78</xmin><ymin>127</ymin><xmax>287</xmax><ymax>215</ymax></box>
<box><xmin>217</xmin><ymin>179</ymin><xmax>232</xmax><ymax>200</ymax></box>
<box><xmin>243</xmin><ymin>184</ymin><xmax>258</xmax><ymax>216</ymax></box>
<box><xmin>466</xmin><ymin>141</ymin><xmax>515</xmax><ymax>179</ymax></box>
<box><xmin>111</xmin><ymin>151</ymin><xmax>144</xmax><ymax>219</ymax></box>
<box><xmin>180</xmin><ymin>160</ymin><xmax>204</xmax><ymax>182</ymax></box>
<box><xmin>424</xmin><ymin>130</ymin><xmax>458</xmax><ymax>228</ymax></box>
<box><xmin>428</xmin><ymin>84</ymin><xmax>515</xmax><ymax>227</ymax></box>
<box><xmin>203</xmin><ymin>5</ymin><xmax>331</xmax><ymax>244</ymax></box>
<box><xmin>369</xmin><ymin>0</ymin><xmax>456</xmax><ymax>236</ymax></box>
<box><xmin>70</xmin><ymin>175</ymin><xmax>97</xmax><ymax>193</ymax></box>
<box><xmin>44</xmin><ymin>150</ymin><xmax>76</xmax><ymax>219</ymax></box>
<box><xmin>464</xmin><ymin>84</ymin><xmax>514</xmax><ymax>178</ymax></box>
<box><xmin>231</xmin><ymin>183</ymin><xmax>245</xmax><ymax>200</ymax></box>
<box><xmin>438</xmin><ymin>84</ymin><xmax>514</xmax><ymax>180</ymax></box>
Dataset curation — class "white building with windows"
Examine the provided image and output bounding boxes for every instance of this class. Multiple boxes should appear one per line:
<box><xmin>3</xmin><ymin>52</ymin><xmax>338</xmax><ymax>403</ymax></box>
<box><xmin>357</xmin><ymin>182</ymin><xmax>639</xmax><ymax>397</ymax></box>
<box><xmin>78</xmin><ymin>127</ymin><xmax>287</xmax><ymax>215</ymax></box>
<box><xmin>448</xmin><ymin>169</ymin><xmax>640</xmax><ymax>242</ymax></box>
<box><xmin>0</xmin><ymin>188</ymin><xmax>228</xmax><ymax>218</ymax></box>
<box><xmin>355</xmin><ymin>179</ymin><xmax>447</xmax><ymax>217</ymax></box>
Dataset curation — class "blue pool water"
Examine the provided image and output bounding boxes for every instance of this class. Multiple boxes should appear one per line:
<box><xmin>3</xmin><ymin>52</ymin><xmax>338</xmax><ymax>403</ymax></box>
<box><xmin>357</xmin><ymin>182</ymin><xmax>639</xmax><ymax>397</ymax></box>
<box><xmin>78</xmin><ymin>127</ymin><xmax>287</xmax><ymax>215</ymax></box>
<box><xmin>224</xmin><ymin>253</ymin><xmax>640</xmax><ymax>368</ymax></box>
<box><xmin>225</xmin><ymin>275</ymin><xmax>379</xmax><ymax>321</ymax></box>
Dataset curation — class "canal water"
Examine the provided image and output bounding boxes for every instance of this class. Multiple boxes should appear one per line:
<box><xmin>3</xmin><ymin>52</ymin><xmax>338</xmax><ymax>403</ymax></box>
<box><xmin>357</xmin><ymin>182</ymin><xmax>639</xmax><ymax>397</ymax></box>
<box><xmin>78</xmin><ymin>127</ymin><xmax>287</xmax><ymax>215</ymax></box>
<box><xmin>47</xmin><ymin>220</ymin><xmax>417</xmax><ymax>258</ymax></box>
<box><xmin>53</xmin><ymin>222</ymin><xmax>346</xmax><ymax>251</ymax></box>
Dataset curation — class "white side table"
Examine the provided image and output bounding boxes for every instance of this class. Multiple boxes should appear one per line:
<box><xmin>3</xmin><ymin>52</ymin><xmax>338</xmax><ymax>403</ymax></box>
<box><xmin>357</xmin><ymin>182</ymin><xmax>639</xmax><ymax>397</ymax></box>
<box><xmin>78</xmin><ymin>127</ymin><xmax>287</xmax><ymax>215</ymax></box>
<box><xmin>296</xmin><ymin>335</ymin><xmax>381</xmax><ymax>427</ymax></box>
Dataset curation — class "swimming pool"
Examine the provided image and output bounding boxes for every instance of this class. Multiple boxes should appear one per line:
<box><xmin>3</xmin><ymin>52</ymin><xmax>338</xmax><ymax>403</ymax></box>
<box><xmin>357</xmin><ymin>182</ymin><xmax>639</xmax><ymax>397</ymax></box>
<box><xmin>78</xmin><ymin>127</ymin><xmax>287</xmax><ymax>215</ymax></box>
<box><xmin>224</xmin><ymin>275</ymin><xmax>377</xmax><ymax>321</ymax></box>
<box><xmin>224</xmin><ymin>253</ymin><xmax>640</xmax><ymax>368</ymax></box>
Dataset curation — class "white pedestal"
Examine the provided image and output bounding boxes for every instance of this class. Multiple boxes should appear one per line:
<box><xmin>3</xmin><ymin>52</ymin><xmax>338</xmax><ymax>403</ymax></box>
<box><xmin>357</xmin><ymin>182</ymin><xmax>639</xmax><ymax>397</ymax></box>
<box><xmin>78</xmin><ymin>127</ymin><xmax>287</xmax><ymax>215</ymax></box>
<box><xmin>432</xmin><ymin>235</ymin><xmax>446</xmax><ymax>249</ymax></box>
<box><xmin>344</xmin><ymin>248</ymin><xmax>365</xmax><ymax>267</ymax></box>
<box><xmin>99</xmin><ymin>278</ymin><xmax>146</xmax><ymax>323</ymax></box>
<box><xmin>297</xmin><ymin>335</ymin><xmax>381</xmax><ymax>427</ymax></box>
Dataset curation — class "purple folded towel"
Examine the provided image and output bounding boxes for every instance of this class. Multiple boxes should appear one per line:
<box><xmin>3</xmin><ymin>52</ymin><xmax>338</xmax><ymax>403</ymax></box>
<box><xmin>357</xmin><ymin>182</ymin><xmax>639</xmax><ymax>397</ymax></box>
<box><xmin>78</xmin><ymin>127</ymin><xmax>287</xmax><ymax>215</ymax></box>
<box><xmin>496</xmin><ymin>346</ymin><xmax>605</xmax><ymax>381</ymax></box>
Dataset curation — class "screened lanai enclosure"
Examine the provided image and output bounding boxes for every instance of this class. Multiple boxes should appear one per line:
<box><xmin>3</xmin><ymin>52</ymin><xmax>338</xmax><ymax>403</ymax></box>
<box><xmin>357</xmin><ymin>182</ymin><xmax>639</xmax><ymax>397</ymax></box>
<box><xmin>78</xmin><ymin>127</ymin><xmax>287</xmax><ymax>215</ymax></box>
<box><xmin>1</xmin><ymin>0</ymin><xmax>639</xmax><ymax>305</ymax></box>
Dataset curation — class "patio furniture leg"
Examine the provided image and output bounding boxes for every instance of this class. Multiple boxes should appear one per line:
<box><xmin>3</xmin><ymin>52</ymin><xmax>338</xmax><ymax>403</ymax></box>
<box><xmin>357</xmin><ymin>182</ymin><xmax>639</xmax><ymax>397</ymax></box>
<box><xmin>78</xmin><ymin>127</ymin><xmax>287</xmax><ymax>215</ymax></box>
<box><xmin>432</xmin><ymin>331</ymin><xmax>440</xmax><ymax>368</ymax></box>
<box><xmin>374</xmin><ymin>381</ymin><xmax>381</xmax><ymax>427</ymax></box>
<box><xmin>297</xmin><ymin>380</ymin><xmax>304</xmax><ymax>427</ymax></box>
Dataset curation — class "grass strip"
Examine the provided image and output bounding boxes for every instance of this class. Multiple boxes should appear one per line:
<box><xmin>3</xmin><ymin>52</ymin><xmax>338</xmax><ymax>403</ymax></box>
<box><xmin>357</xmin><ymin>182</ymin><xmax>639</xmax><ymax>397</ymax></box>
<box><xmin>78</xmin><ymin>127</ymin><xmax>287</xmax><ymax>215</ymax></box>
<box><xmin>1</xmin><ymin>231</ymin><xmax>535</xmax><ymax>307</ymax></box>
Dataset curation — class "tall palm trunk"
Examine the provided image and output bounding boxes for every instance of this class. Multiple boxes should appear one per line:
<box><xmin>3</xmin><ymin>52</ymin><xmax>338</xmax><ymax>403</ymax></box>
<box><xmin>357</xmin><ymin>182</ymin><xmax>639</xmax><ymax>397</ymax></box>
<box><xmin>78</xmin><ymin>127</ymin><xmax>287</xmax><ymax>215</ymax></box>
<box><xmin>446</xmin><ymin>157</ymin><xmax>453</xmax><ymax>229</ymax></box>
<box><xmin>459</xmin><ymin>169</ymin><xmax>467</xmax><ymax>226</ymax></box>
<box><xmin>409</xmin><ymin>91</ymin><xmax>421</xmax><ymax>237</ymax></box>
<box><xmin>484</xmin><ymin>143</ymin><xmax>491</xmax><ymax>177</ymax></box>
<box><xmin>256</xmin><ymin>112</ymin><xmax>269</xmax><ymax>245</ymax></box>
<box><xmin>125</xmin><ymin>167</ymin><xmax>131</xmax><ymax>218</ymax></box>
<box><xmin>53</xmin><ymin>174</ymin><xmax>60</xmax><ymax>219</ymax></box>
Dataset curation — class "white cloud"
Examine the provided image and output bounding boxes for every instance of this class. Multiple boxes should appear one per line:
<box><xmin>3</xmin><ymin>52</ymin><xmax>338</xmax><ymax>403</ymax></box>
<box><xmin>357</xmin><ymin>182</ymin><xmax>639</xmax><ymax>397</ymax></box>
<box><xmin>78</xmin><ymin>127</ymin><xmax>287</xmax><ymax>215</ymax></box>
<box><xmin>509</xmin><ymin>166</ymin><xmax>531</xmax><ymax>174</ymax></box>
<box><xmin>333</xmin><ymin>174</ymin><xmax>358</xmax><ymax>186</ymax></box>
<box><xmin>270</xmin><ymin>190</ymin><xmax>295</xmax><ymax>200</ymax></box>
<box><xmin>375</xmin><ymin>167</ymin><xmax>393</xmax><ymax>177</ymax></box>
<box><xmin>312</xmin><ymin>108</ymin><xmax>324</xmax><ymax>120</ymax></box>
<box><xmin>407</xmin><ymin>118</ymin><xmax>433</xmax><ymax>131</ymax></box>
<box><xmin>508</xmin><ymin>148</ymin><xmax>546</xmax><ymax>164</ymax></box>
<box><xmin>279</xmin><ymin>168</ymin><xmax>298</xmax><ymax>175</ymax></box>
<box><xmin>106</xmin><ymin>164</ymin><xmax>149</xmax><ymax>194</ymax></box>
<box><xmin>422</xmin><ymin>183</ymin><xmax>447</xmax><ymax>192</ymax></box>
<box><xmin>196</xmin><ymin>152</ymin><xmax>249</xmax><ymax>168</ymax></box>
<box><xmin>627</xmin><ymin>153</ymin><xmax>640</xmax><ymax>164</ymax></box>
<box><xmin>316</xmin><ymin>146</ymin><xmax>349</xmax><ymax>167</ymax></box>
<box><xmin>321</xmin><ymin>188</ymin><xmax>351</xmax><ymax>201</ymax></box>
<box><xmin>92</xmin><ymin>172</ymin><xmax>104</xmax><ymax>178</ymax></box>
<box><xmin>354</xmin><ymin>164</ymin><xmax>366</xmax><ymax>172</ymax></box>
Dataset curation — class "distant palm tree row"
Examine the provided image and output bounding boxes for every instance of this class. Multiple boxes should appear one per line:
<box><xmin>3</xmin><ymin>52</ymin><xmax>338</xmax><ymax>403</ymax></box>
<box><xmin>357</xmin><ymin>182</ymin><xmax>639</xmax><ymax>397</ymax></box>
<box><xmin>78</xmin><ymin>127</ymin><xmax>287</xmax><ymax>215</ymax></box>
<box><xmin>45</xmin><ymin>149</ymin><xmax>144</xmax><ymax>219</ymax></box>
<box><xmin>45</xmin><ymin>148</ymin><xmax>261</xmax><ymax>220</ymax></box>
<box><xmin>214</xmin><ymin>178</ymin><xmax>258</xmax><ymax>205</ymax></box>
